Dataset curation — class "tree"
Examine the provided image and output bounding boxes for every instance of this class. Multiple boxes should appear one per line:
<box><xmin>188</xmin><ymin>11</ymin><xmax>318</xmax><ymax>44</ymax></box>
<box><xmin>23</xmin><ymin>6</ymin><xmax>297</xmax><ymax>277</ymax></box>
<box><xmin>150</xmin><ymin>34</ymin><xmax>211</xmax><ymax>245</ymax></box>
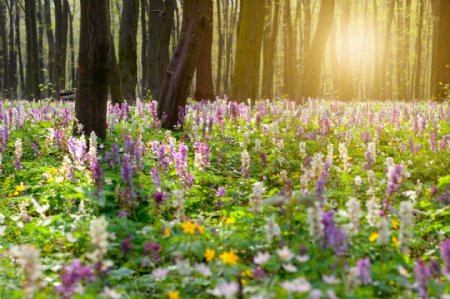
<box><xmin>144</xmin><ymin>0</ymin><xmax>175</xmax><ymax>99</ymax></box>
<box><xmin>339</xmin><ymin>0</ymin><xmax>353</xmax><ymax>100</ymax></box>
<box><xmin>24</xmin><ymin>0</ymin><xmax>41</xmax><ymax>99</ymax></box>
<box><xmin>75</xmin><ymin>0</ymin><xmax>111</xmax><ymax>139</ymax></box>
<box><xmin>283</xmin><ymin>0</ymin><xmax>297</xmax><ymax>99</ymax></box>
<box><xmin>413</xmin><ymin>0</ymin><xmax>424</xmax><ymax>100</ymax></box>
<box><xmin>157</xmin><ymin>0</ymin><xmax>212</xmax><ymax>129</ymax></box>
<box><xmin>262</xmin><ymin>0</ymin><xmax>280</xmax><ymax>99</ymax></box>
<box><xmin>54</xmin><ymin>0</ymin><xmax>69</xmax><ymax>92</ymax></box>
<box><xmin>44</xmin><ymin>0</ymin><xmax>56</xmax><ymax>95</ymax></box>
<box><xmin>215</xmin><ymin>0</ymin><xmax>224</xmax><ymax>95</ymax></box>
<box><xmin>6</xmin><ymin>0</ymin><xmax>17</xmax><ymax>99</ymax></box>
<box><xmin>301</xmin><ymin>0</ymin><xmax>335</xmax><ymax>98</ymax></box>
<box><xmin>380</xmin><ymin>0</ymin><xmax>395</xmax><ymax>100</ymax></box>
<box><xmin>194</xmin><ymin>0</ymin><xmax>214</xmax><ymax>101</ymax></box>
<box><xmin>432</xmin><ymin>0</ymin><xmax>450</xmax><ymax>100</ymax></box>
<box><xmin>119</xmin><ymin>0</ymin><xmax>139</xmax><ymax>102</ymax></box>
<box><xmin>232</xmin><ymin>0</ymin><xmax>266</xmax><ymax>101</ymax></box>
<box><xmin>0</xmin><ymin>0</ymin><xmax>8</xmax><ymax>96</ymax></box>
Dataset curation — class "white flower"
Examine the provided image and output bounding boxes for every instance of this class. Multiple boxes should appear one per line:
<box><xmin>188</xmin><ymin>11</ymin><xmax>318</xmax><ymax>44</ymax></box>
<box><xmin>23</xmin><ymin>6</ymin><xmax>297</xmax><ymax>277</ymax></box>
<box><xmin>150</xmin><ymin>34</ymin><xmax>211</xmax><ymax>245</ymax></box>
<box><xmin>281</xmin><ymin>277</ymin><xmax>311</xmax><ymax>293</ymax></box>
<box><xmin>210</xmin><ymin>281</ymin><xmax>239</xmax><ymax>299</ymax></box>
<box><xmin>254</xmin><ymin>252</ymin><xmax>270</xmax><ymax>265</ymax></box>
<box><xmin>87</xmin><ymin>216</ymin><xmax>110</xmax><ymax>267</ymax></box>
<box><xmin>103</xmin><ymin>287</ymin><xmax>121</xmax><ymax>299</ymax></box>
<box><xmin>354</xmin><ymin>176</ymin><xmax>363</xmax><ymax>187</ymax></box>
<box><xmin>310</xmin><ymin>289</ymin><xmax>322</xmax><ymax>299</ymax></box>
<box><xmin>265</xmin><ymin>216</ymin><xmax>280</xmax><ymax>243</ymax></box>
<box><xmin>296</xmin><ymin>255</ymin><xmax>309</xmax><ymax>263</ymax></box>
<box><xmin>283</xmin><ymin>263</ymin><xmax>298</xmax><ymax>273</ymax></box>
<box><xmin>277</xmin><ymin>246</ymin><xmax>294</xmax><ymax>262</ymax></box>
<box><xmin>152</xmin><ymin>267</ymin><xmax>169</xmax><ymax>280</ymax></box>
<box><xmin>322</xmin><ymin>275</ymin><xmax>341</xmax><ymax>285</ymax></box>
<box><xmin>194</xmin><ymin>263</ymin><xmax>212</xmax><ymax>276</ymax></box>
<box><xmin>397</xmin><ymin>265</ymin><xmax>411</xmax><ymax>278</ymax></box>
<box><xmin>0</xmin><ymin>226</ymin><xmax>6</xmax><ymax>237</ymax></box>
<box><xmin>9</xmin><ymin>245</ymin><xmax>43</xmax><ymax>298</ymax></box>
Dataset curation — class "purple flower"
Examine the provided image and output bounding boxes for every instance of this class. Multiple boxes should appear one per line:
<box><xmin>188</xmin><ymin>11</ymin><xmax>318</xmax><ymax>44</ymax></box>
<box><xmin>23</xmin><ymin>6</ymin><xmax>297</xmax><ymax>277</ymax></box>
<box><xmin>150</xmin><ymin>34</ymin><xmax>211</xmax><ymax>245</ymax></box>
<box><xmin>414</xmin><ymin>259</ymin><xmax>431</xmax><ymax>298</ymax></box>
<box><xmin>386</xmin><ymin>164</ymin><xmax>403</xmax><ymax>197</ymax></box>
<box><xmin>121</xmin><ymin>235</ymin><xmax>133</xmax><ymax>256</ymax></box>
<box><xmin>152</xmin><ymin>191</ymin><xmax>166</xmax><ymax>204</ymax></box>
<box><xmin>56</xmin><ymin>260</ymin><xmax>94</xmax><ymax>299</ymax></box>
<box><xmin>253</xmin><ymin>267</ymin><xmax>266</xmax><ymax>279</ymax></box>
<box><xmin>322</xmin><ymin>211</ymin><xmax>348</xmax><ymax>255</ymax></box>
<box><xmin>441</xmin><ymin>239</ymin><xmax>450</xmax><ymax>278</ymax></box>
<box><xmin>356</xmin><ymin>258</ymin><xmax>372</xmax><ymax>285</ymax></box>
<box><xmin>120</xmin><ymin>155</ymin><xmax>134</xmax><ymax>189</ymax></box>
<box><xmin>217</xmin><ymin>187</ymin><xmax>226</xmax><ymax>197</ymax></box>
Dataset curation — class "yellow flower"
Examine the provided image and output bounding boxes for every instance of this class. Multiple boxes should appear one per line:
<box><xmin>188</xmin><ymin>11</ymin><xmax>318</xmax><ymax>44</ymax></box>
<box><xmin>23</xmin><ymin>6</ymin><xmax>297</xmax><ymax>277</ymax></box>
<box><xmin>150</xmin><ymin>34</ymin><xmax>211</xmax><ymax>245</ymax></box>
<box><xmin>196</xmin><ymin>224</ymin><xmax>205</xmax><ymax>234</ymax></box>
<box><xmin>204</xmin><ymin>249</ymin><xmax>215</xmax><ymax>262</ymax></box>
<box><xmin>225</xmin><ymin>217</ymin><xmax>236</xmax><ymax>225</ymax></box>
<box><xmin>242</xmin><ymin>269</ymin><xmax>253</xmax><ymax>278</ymax></box>
<box><xmin>392</xmin><ymin>236</ymin><xmax>400</xmax><ymax>247</ymax></box>
<box><xmin>168</xmin><ymin>290</ymin><xmax>179</xmax><ymax>299</ymax></box>
<box><xmin>391</xmin><ymin>219</ymin><xmax>400</xmax><ymax>230</ymax></box>
<box><xmin>369</xmin><ymin>232</ymin><xmax>379</xmax><ymax>242</ymax></box>
<box><xmin>220</xmin><ymin>250</ymin><xmax>239</xmax><ymax>265</ymax></box>
<box><xmin>163</xmin><ymin>227</ymin><xmax>171</xmax><ymax>236</ymax></box>
<box><xmin>181</xmin><ymin>221</ymin><xmax>196</xmax><ymax>235</ymax></box>
<box><xmin>15</xmin><ymin>184</ymin><xmax>26</xmax><ymax>192</ymax></box>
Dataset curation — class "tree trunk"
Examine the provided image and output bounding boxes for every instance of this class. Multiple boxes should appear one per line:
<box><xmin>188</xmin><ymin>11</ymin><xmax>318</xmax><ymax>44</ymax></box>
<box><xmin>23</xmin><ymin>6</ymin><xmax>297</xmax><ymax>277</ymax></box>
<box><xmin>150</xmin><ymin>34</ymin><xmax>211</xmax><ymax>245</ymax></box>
<box><xmin>16</xmin><ymin>5</ymin><xmax>25</xmax><ymax>97</ymax></box>
<box><xmin>373</xmin><ymin>0</ymin><xmax>380</xmax><ymax>99</ymax></box>
<box><xmin>54</xmin><ymin>0</ymin><xmax>69</xmax><ymax>92</ymax></box>
<box><xmin>140</xmin><ymin>0</ymin><xmax>147</xmax><ymax>97</ymax></box>
<box><xmin>283</xmin><ymin>0</ymin><xmax>297</xmax><ymax>99</ymax></box>
<box><xmin>395</xmin><ymin>0</ymin><xmax>406</xmax><ymax>100</ymax></box>
<box><xmin>432</xmin><ymin>0</ymin><xmax>450</xmax><ymax>100</ymax></box>
<box><xmin>119</xmin><ymin>0</ymin><xmax>139</xmax><ymax>102</ymax></box>
<box><xmin>144</xmin><ymin>0</ymin><xmax>175</xmax><ymax>99</ymax></box>
<box><xmin>215</xmin><ymin>0</ymin><xmax>224</xmax><ymax>95</ymax></box>
<box><xmin>109</xmin><ymin>33</ymin><xmax>123</xmax><ymax>104</ymax></box>
<box><xmin>262</xmin><ymin>0</ymin><xmax>280</xmax><ymax>99</ymax></box>
<box><xmin>69</xmin><ymin>3</ymin><xmax>76</xmax><ymax>89</ymax></box>
<box><xmin>413</xmin><ymin>0</ymin><xmax>424</xmax><ymax>100</ymax></box>
<box><xmin>232</xmin><ymin>0</ymin><xmax>266</xmax><ymax>101</ymax></box>
<box><xmin>37</xmin><ymin>0</ymin><xmax>46</xmax><ymax>89</ymax></box>
<box><xmin>339</xmin><ymin>0</ymin><xmax>353</xmax><ymax>100</ymax></box>
<box><xmin>0</xmin><ymin>0</ymin><xmax>9</xmax><ymax>96</ymax></box>
<box><xmin>25</xmin><ymin>0</ymin><xmax>41</xmax><ymax>99</ymax></box>
<box><xmin>300</xmin><ymin>0</ymin><xmax>335</xmax><ymax>98</ymax></box>
<box><xmin>157</xmin><ymin>0</ymin><xmax>212</xmax><ymax>129</ymax></box>
<box><xmin>6</xmin><ymin>0</ymin><xmax>17</xmax><ymax>99</ymax></box>
<box><xmin>44</xmin><ymin>0</ymin><xmax>56</xmax><ymax>95</ymax></box>
<box><xmin>380</xmin><ymin>0</ymin><xmax>395</xmax><ymax>100</ymax></box>
<box><xmin>194</xmin><ymin>0</ymin><xmax>214</xmax><ymax>101</ymax></box>
<box><xmin>75</xmin><ymin>0</ymin><xmax>111</xmax><ymax>139</ymax></box>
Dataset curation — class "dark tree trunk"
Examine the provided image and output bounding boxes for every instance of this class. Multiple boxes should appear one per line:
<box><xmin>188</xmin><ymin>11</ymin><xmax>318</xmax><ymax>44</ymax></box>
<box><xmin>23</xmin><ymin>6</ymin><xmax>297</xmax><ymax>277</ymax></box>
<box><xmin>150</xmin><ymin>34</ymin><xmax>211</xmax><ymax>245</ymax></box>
<box><xmin>404</xmin><ymin>0</ymin><xmax>412</xmax><ymax>99</ymax></box>
<box><xmin>75</xmin><ymin>0</ymin><xmax>111</xmax><ymax>139</ymax></box>
<box><xmin>37</xmin><ymin>0</ymin><xmax>46</xmax><ymax>88</ymax></box>
<box><xmin>54</xmin><ymin>0</ymin><xmax>69</xmax><ymax>92</ymax></box>
<box><xmin>262</xmin><ymin>0</ymin><xmax>280</xmax><ymax>99</ymax></box>
<box><xmin>16</xmin><ymin>5</ymin><xmax>25</xmax><ymax>97</ymax></box>
<box><xmin>6</xmin><ymin>0</ymin><xmax>17</xmax><ymax>99</ymax></box>
<box><xmin>373</xmin><ymin>0</ymin><xmax>380</xmax><ymax>99</ymax></box>
<box><xmin>119</xmin><ymin>0</ymin><xmax>139</xmax><ymax>102</ymax></box>
<box><xmin>157</xmin><ymin>0</ymin><xmax>212</xmax><ymax>129</ymax></box>
<box><xmin>25</xmin><ymin>0</ymin><xmax>41</xmax><ymax>99</ymax></box>
<box><xmin>232</xmin><ymin>0</ymin><xmax>266</xmax><ymax>102</ymax></box>
<box><xmin>380</xmin><ymin>0</ymin><xmax>395</xmax><ymax>100</ymax></box>
<box><xmin>283</xmin><ymin>0</ymin><xmax>297</xmax><ymax>99</ymax></box>
<box><xmin>301</xmin><ymin>0</ymin><xmax>311</xmax><ymax>77</ymax></box>
<box><xmin>44</xmin><ymin>0</ymin><xmax>56</xmax><ymax>94</ymax></box>
<box><xmin>432</xmin><ymin>0</ymin><xmax>450</xmax><ymax>100</ymax></box>
<box><xmin>300</xmin><ymin>0</ymin><xmax>335</xmax><ymax>98</ymax></box>
<box><xmin>69</xmin><ymin>4</ymin><xmax>76</xmax><ymax>89</ymax></box>
<box><xmin>395</xmin><ymin>0</ymin><xmax>406</xmax><ymax>100</ymax></box>
<box><xmin>339</xmin><ymin>0</ymin><xmax>353</xmax><ymax>100</ymax></box>
<box><xmin>109</xmin><ymin>33</ymin><xmax>123</xmax><ymax>104</ymax></box>
<box><xmin>413</xmin><ymin>0</ymin><xmax>424</xmax><ymax>100</ymax></box>
<box><xmin>0</xmin><ymin>0</ymin><xmax>9</xmax><ymax>96</ymax></box>
<box><xmin>194</xmin><ymin>0</ymin><xmax>214</xmax><ymax>101</ymax></box>
<box><xmin>144</xmin><ymin>0</ymin><xmax>175</xmax><ymax>99</ymax></box>
<box><xmin>140</xmin><ymin>0</ymin><xmax>147</xmax><ymax>97</ymax></box>
<box><xmin>224</xmin><ymin>0</ymin><xmax>238</xmax><ymax>95</ymax></box>
<box><xmin>215</xmin><ymin>0</ymin><xmax>223</xmax><ymax>95</ymax></box>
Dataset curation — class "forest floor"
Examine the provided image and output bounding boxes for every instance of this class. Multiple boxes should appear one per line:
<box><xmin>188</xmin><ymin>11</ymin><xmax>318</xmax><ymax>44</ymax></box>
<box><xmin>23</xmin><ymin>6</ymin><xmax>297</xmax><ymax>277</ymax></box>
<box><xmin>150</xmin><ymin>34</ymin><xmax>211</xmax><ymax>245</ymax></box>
<box><xmin>0</xmin><ymin>99</ymin><xmax>449</xmax><ymax>298</ymax></box>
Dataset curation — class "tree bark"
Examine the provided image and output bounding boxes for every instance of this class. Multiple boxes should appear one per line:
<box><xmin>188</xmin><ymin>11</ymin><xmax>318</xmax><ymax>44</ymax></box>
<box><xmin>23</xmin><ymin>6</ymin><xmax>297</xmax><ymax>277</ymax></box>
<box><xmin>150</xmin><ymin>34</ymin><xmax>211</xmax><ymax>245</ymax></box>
<box><xmin>25</xmin><ymin>0</ymin><xmax>41</xmax><ymax>99</ymax></box>
<box><xmin>119</xmin><ymin>0</ymin><xmax>139</xmax><ymax>102</ymax></box>
<box><xmin>157</xmin><ymin>0</ymin><xmax>212</xmax><ymax>129</ymax></box>
<box><xmin>0</xmin><ymin>0</ymin><xmax>9</xmax><ymax>96</ymax></box>
<box><xmin>283</xmin><ymin>0</ymin><xmax>297</xmax><ymax>99</ymax></box>
<box><xmin>54</xmin><ymin>0</ymin><xmax>69</xmax><ymax>92</ymax></box>
<box><xmin>194</xmin><ymin>0</ymin><xmax>214</xmax><ymax>101</ymax></box>
<box><xmin>432</xmin><ymin>0</ymin><xmax>450</xmax><ymax>100</ymax></box>
<box><xmin>16</xmin><ymin>5</ymin><xmax>25</xmax><ymax>97</ymax></box>
<box><xmin>231</xmin><ymin>0</ymin><xmax>266</xmax><ymax>102</ymax></box>
<box><xmin>339</xmin><ymin>0</ymin><xmax>353</xmax><ymax>100</ymax></box>
<box><xmin>69</xmin><ymin>3</ymin><xmax>76</xmax><ymax>89</ymax></box>
<box><xmin>413</xmin><ymin>0</ymin><xmax>424</xmax><ymax>100</ymax></box>
<box><xmin>6</xmin><ymin>0</ymin><xmax>17</xmax><ymax>99</ymax></box>
<box><xmin>380</xmin><ymin>0</ymin><xmax>395</xmax><ymax>100</ymax></box>
<box><xmin>262</xmin><ymin>0</ymin><xmax>280</xmax><ymax>99</ymax></box>
<box><xmin>109</xmin><ymin>33</ymin><xmax>123</xmax><ymax>104</ymax></box>
<box><xmin>144</xmin><ymin>0</ymin><xmax>175</xmax><ymax>99</ymax></box>
<box><xmin>140</xmin><ymin>0</ymin><xmax>147</xmax><ymax>97</ymax></box>
<box><xmin>75</xmin><ymin>0</ymin><xmax>111</xmax><ymax>139</ymax></box>
<box><xmin>300</xmin><ymin>0</ymin><xmax>335</xmax><ymax>98</ymax></box>
<box><xmin>215</xmin><ymin>0</ymin><xmax>223</xmax><ymax>95</ymax></box>
<box><xmin>44</xmin><ymin>0</ymin><xmax>56</xmax><ymax>95</ymax></box>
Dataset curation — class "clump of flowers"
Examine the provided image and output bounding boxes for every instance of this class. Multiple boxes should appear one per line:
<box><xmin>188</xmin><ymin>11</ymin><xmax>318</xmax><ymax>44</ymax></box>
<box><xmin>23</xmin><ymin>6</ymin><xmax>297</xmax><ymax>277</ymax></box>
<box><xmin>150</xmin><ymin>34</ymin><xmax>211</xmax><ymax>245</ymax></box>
<box><xmin>181</xmin><ymin>220</ymin><xmax>204</xmax><ymax>235</ymax></box>
<box><xmin>250</xmin><ymin>182</ymin><xmax>264</xmax><ymax>214</ymax></box>
<box><xmin>241</xmin><ymin>148</ymin><xmax>250</xmax><ymax>177</ymax></box>
<box><xmin>56</xmin><ymin>259</ymin><xmax>94</xmax><ymax>299</ymax></box>
<box><xmin>14</xmin><ymin>138</ymin><xmax>23</xmax><ymax>170</ymax></box>
<box><xmin>219</xmin><ymin>250</ymin><xmax>239</xmax><ymax>265</ymax></box>
<box><xmin>441</xmin><ymin>239</ymin><xmax>450</xmax><ymax>280</ymax></box>
<box><xmin>9</xmin><ymin>245</ymin><xmax>43</xmax><ymax>299</ymax></box>
<box><xmin>399</xmin><ymin>200</ymin><xmax>414</xmax><ymax>253</ymax></box>
<box><xmin>87</xmin><ymin>216</ymin><xmax>111</xmax><ymax>272</ymax></box>
<box><xmin>414</xmin><ymin>259</ymin><xmax>431</xmax><ymax>298</ymax></box>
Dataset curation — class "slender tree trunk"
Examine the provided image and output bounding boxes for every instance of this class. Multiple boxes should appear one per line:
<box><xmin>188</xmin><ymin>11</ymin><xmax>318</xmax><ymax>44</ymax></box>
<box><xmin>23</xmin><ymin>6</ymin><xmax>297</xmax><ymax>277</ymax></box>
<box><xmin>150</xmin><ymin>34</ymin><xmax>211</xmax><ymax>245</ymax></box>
<box><xmin>0</xmin><ymin>0</ymin><xmax>9</xmax><ymax>96</ymax></box>
<box><xmin>373</xmin><ymin>0</ymin><xmax>380</xmax><ymax>99</ymax></box>
<box><xmin>25</xmin><ymin>0</ymin><xmax>41</xmax><ymax>99</ymax></box>
<box><xmin>215</xmin><ymin>0</ymin><xmax>224</xmax><ymax>95</ymax></box>
<box><xmin>381</xmin><ymin>0</ymin><xmax>395</xmax><ymax>100</ymax></box>
<box><xmin>283</xmin><ymin>0</ymin><xmax>297</xmax><ymax>99</ymax></box>
<box><xmin>140</xmin><ymin>0</ymin><xmax>147</xmax><ymax>97</ymax></box>
<box><xmin>262</xmin><ymin>0</ymin><xmax>280</xmax><ymax>99</ymax></box>
<box><xmin>300</xmin><ymin>0</ymin><xmax>335</xmax><ymax>98</ymax></box>
<box><xmin>6</xmin><ymin>0</ymin><xmax>17</xmax><ymax>99</ymax></box>
<box><xmin>37</xmin><ymin>0</ymin><xmax>46</xmax><ymax>89</ymax></box>
<box><xmin>404</xmin><ymin>0</ymin><xmax>412</xmax><ymax>99</ymax></box>
<box><xmin>395</xmin><ymin>0</ymin><xmax>406</xmax><ymax>100</ymax></box>
<box><xmin>69</xmin><ymin>3</ymin><xmax>76</xmax><ymax>89</ymax></box>
<box><xmin>339</xmin><ymin>0</ymin><xmax>353</xmax><ymax>100</ymax></box>
<box><xmin>232</xmin><ymin>0</ymin><xmax>266</xmax><ymax>101</ymax></box>
<box><xmin>54</xmin><ymin>0</ymin><xmax>69</xmax><ymax>92</ymax></box>
<box><xmin>44</xmin><ymin>0</ymin><xmax>56</xmax><ymax>95</ymax></box>
<box><xmin>413</xmin><ymin>0</ymin><xmax>425</xmax><ymax>100</ymax></box>
<box><xmin>330</xmin><ymin>23</ymin><xmax>339</xmax><ymax>97</ymax></box>
<box><xmin>301</xmin><ymin>0</ymin><xmax>311</xmax><ymax>78</ymax></box>
<box><xmin>75</xmin><ymin>0</ymin><xmax>111</xmax><ymax>139</ymax></box>
<box><xmin>16</xmin><ymin>5</ymin><xmax>25</xmax><ymax>97</ymax></box>
<box><xmin>109</xmin><ymin>33</ymin><xmax>123</xmax><ymax>104</ymax></box>
<box><xmin>157</xmin><ymin>0</ymin><xmax>212</xmax><ymax>129</ymax></box>
<box><xmin>194</xmin><ymin>0</ymin><xmax>214</xmax><ymax>101</ymax></box>
<box><xmin>119</xmin><ymin>0</ymin><xmax>139</xmax><ymax>102</ymax></box>
<box><xmin>144</xmin><ymin>0</ymin><xmax>175</xmax><ymax>99</ymax></box>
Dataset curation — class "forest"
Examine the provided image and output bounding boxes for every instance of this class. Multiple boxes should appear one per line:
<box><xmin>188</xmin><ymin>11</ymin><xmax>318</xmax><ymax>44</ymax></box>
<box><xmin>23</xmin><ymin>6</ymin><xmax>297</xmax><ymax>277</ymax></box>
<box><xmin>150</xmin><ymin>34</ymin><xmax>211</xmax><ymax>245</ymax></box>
<box><xmin>0</xmin><ymin>0</ymin><xmax>450</xmax><ymax>298</ymax></box>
